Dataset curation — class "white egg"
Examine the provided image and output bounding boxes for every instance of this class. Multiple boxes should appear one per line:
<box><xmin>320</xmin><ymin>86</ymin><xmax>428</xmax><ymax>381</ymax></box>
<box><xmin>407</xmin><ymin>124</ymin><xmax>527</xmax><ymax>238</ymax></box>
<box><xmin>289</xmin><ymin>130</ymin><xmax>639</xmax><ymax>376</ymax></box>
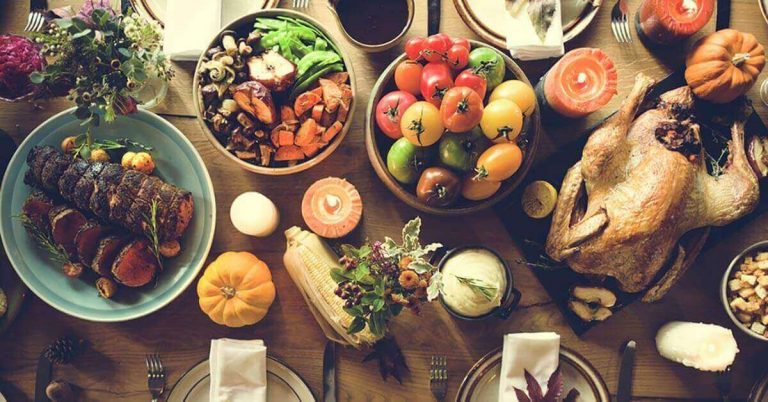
<box><xmin>230</xmin><ymin>192</ymin><xmax>279</xmax><ymax>237</ymax></box>
<box><xmin>656</xmin><ymin>321</ymin><xmax>738</xmax><ymax>372</ymax></box>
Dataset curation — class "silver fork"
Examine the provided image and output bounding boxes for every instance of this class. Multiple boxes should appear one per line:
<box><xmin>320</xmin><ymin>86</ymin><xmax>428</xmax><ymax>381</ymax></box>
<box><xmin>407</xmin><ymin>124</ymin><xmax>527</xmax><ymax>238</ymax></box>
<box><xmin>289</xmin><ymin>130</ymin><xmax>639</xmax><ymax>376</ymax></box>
<box><xmin>292</xmin><ymin>0</ymin><xmax>309</xmax><ymax>8</ymax></box>
<box><xmin>145</xmin><ymin>354</ymin><xmax>165</xmax><ymax>402</ymax></box>
<box><xmin>610</xmin><ymin>0</ymin><xmax>632</xmax><ymax>44</ymax></box>
<box><xmin>24</xmin><ymin>0</ymin><xmax>48</xmax><ymax>33</ymax></box>
<box><xmin>429</xmin><ymin>355</ymin><xmax>447</xmax><ymax>401</ymax></box>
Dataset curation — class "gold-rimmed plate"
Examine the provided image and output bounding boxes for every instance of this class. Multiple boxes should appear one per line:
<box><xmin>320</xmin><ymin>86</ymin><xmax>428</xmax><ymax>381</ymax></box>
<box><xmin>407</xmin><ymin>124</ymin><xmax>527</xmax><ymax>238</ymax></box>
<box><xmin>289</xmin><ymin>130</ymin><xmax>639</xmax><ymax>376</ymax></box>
<box><xmin>456</xmin><ymin>347</ymin><xmax>609</xmax><ymax>402</ymax></box>
<box><xmin>454</xmin><ymin>0</ymin><xmax>601</xmax><ymax>49</ymax></box>
<box><xmin>129</xmin><ymin>0</ymin><xmax>279</xmax><ymax>26</ymax></box>
<box><xmin>167</xmin><ymin>357</ymin><xmax>315</xmax><ymax>402</ymax></box>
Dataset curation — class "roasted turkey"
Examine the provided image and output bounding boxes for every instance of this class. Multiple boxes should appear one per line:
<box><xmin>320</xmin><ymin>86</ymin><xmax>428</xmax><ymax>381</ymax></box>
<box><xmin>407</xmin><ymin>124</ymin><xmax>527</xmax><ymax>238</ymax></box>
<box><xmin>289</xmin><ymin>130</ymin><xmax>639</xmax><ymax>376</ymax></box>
<box><xmin>545</xmin><ymin>74</ymin><xmax>760</xmax><ymax>301</ymax></box>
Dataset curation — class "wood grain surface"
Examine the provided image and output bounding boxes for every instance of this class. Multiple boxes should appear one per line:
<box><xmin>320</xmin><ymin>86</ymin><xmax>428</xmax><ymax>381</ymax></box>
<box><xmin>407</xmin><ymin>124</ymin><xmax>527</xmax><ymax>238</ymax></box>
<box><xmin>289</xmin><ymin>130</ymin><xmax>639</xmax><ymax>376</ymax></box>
<box><xmin>1</xmin><ymin>0</ymin><xmax>768</xmax><ymax>401</ymax></box>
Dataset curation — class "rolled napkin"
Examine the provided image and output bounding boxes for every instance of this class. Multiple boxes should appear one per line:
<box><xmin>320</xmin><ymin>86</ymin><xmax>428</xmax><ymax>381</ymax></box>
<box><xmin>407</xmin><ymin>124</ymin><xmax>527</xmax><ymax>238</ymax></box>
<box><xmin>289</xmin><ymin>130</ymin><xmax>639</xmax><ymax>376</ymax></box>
<box><xmin>164</xmin><ymin>0</ymin><xmax>266</xmax><ymax>61</ymax></box>
<box><xmin>499</xmin><ymin>332</ymin><xmax>560</xmax><ymax>402</ymax></box>
<box><xmin>210</xmin><ymin>338</ymin><xmax>267</xmax><ymax>402</ymax></box>
<box><xmin>505</xmin><ymin>0</ymin><xmax>564</xmax><ymax>61</ymax></box>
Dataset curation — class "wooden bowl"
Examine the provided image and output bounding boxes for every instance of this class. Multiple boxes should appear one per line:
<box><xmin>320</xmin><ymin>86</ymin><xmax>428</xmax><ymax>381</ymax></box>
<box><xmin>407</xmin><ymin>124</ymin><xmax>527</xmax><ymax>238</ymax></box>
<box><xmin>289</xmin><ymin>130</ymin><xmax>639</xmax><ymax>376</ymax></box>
<box><xmin>193</xmin><ymin>9</ymin><xmax>357</xmax><ymax>176</ymax></box>
<box><xmin>364</xmin><ymin>40</ymin><xmax>541</xmax><ymax>215</ymax></box>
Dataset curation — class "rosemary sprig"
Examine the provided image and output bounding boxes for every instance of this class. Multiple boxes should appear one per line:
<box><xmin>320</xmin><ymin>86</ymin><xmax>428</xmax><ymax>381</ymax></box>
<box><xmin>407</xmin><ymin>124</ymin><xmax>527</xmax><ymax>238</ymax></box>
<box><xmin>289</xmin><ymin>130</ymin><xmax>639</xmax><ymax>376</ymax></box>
<box><xmin>452</xmin><ymin>275</ymin><xmax>498</xmax><ymax>301</ymax></box>
<box><xmin>141</xmin><ymin>199</ymin><xmax>163</xmax><ymax>268</ymax></box>
<box><xmin>15</xmin><ymin>214</ymin><xmax>71</xmax><ymax>265</ymax></box>
<box><xmin>71</xmin><ymin>133</ymin><xmax>154</xmax><ymax>158</ymax></box>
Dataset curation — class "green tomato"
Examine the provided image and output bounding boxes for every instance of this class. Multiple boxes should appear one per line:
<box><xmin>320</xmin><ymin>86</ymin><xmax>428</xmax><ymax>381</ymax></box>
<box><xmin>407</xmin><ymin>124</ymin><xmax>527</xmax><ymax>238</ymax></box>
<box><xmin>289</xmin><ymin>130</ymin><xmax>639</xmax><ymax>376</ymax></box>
<box><xmin>438</xmin><ymin>128</ymin><xmax>491</xmax><ymax>172</ymax></box>
<box><xmin>387</xmin><ymin>137</ymin><xmax>436</xmax><ymax>184</ymax></box>
<box><xmin>468</xmin><ymin>48</ymin><xmax>506</xmax><ymax>91</ymax></box>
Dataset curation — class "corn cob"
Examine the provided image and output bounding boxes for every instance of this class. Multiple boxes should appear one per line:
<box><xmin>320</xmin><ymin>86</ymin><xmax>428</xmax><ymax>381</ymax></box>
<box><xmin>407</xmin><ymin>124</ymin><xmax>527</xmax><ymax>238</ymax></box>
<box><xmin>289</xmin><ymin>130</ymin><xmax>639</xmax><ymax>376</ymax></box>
<box><xmin>283</xmin><ymin>226</ymin><xmax>379</xmax><ymax>348</ymax></box>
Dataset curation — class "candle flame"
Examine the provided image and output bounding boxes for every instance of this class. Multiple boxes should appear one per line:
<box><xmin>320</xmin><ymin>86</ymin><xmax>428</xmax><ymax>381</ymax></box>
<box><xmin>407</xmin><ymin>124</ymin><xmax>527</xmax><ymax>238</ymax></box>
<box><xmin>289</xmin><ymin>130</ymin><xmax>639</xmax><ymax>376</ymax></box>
<box><xmin>681</xmin><ymin>0</ymin><xmax>698</xmax><ymax>14</ymax></box>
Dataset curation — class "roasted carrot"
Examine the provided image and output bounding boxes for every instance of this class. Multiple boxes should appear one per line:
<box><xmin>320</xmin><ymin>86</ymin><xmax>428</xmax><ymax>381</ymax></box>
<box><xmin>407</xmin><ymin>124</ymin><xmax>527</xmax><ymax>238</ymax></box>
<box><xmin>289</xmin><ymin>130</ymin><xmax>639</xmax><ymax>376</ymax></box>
<box><xmin>310</xmin><ymin>86</ymin><xmax>324</xmax><ymax>97</ymax></box>
<box><xmin>294</xmin><ymin>92</ymin><xmax>322</xmax><ymax>117</ymax></box>
<box><xmin>322</xmin><ymin>121</ymin><xmax>343</xmax><ymax>143</ymax></box>
<box><xmin>319</xmin><ymin>78</ymin><xmax>342</xmax><ymax>113</ymax></box>
<box><xmin>281</xmin><ymin>105</ymin><xmax>297</xmax><ymax>123</ymax></box>
<box><xmin>311</xmin><ymin>104</ymin><xmax>324</xmax><ymax>122</ymax></box>
<box><xmin>337</xmin><ymin>102</ymin><xmax>350</xmax><ymax>123</ymax></box>
<box><xmin>275</xmin><ymin>145</ymin><xmax>305</xmax><ymax>161</ymax></box>
<box><xmin>295</xmin><ymin>118</ymin><xmax>319</xmax><ymax>147</ymax></box>
<box><xmin>301</xmin><ymin>143</ymin><xmax>323</xmax><ymax>158</ymax></box>
<box><xmin>324</xmin><ymin>72</ymin><xmax>350</xmax><ymax>86</ymax></box>
<box><xmin>278</xmin><ymin>131</ymin><xmax>295</xmax><ymax>146</ymax></box>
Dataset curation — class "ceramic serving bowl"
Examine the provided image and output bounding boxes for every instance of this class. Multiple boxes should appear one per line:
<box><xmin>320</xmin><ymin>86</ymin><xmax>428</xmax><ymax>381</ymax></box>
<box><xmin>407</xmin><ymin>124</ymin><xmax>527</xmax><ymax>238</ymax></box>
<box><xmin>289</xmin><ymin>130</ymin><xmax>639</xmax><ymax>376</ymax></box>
<box><xmin>325</xmin><ymin>0</ymin><xmax>415</xmax><ymax>53</ymax></box>
<box><xmin>193</xmin><ymin>9</ymin><xmax>356</xmax><ymax>176</ymax></box>
<box><xmin>365</xmin><ymin>40</ymin><xmax>541</xmax><ymax>215</ymax></box>
<box><xmin>436</xmin><ymin>245</ymin><xmax>521</xmax><ymax>321</ymax></box>
<box><xmin>721</xmin><ymin>240</ymin><xmax>768</xmax><ymax>342</ymax></box>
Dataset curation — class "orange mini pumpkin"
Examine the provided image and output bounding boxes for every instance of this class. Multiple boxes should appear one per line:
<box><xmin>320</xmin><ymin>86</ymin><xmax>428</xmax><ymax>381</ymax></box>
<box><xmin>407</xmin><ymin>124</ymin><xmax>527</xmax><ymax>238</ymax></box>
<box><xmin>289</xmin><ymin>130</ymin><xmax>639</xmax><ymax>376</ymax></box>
<box><xmin>685</xmin><ymin>29</ymin><xmax>766</xmax><ymax>104</ymax></box>
<box><xmin>197</xmin><ymin>251</ymin><xmax>276</xmax><ymax>328</ymax></box>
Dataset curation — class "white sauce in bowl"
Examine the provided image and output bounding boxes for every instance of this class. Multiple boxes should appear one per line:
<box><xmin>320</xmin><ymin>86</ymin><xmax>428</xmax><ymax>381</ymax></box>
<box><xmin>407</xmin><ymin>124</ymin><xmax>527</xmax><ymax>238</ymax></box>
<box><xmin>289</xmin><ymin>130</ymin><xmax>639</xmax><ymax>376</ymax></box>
<box><xmin>440</xmin><ymin>248</ymin><xmax>507</xmax><ymax>317</ymax></box>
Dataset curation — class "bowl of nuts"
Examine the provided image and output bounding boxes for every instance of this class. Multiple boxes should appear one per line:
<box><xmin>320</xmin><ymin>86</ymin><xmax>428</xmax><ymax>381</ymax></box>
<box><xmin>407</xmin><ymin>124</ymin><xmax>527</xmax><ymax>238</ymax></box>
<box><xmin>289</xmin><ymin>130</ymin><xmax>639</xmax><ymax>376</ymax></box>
<box><xmin>722</xmin><ymin>240</ymin><xmax>768</xmax><ymax>341</ymax></box>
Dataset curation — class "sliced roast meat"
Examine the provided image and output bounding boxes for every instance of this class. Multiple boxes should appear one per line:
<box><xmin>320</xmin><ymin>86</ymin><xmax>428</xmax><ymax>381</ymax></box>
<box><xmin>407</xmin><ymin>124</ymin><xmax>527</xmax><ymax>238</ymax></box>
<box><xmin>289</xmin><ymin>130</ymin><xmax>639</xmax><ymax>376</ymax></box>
<box><xmin>40</xmin><ymin>152</ymin><xmax>73</xmax><ymax>193</ymax></box>
<box><xmin>58</xmin><ymin>159</ymin><xmax>90</xmax><ymax>203</ymax></box>
<box><xmin>90</xmin><ymin>164</ymin><xmax>124</xmax><ymax>220</ymax></box>
<box><xmin>125</xmin><ymin>176</ymin><xmax>166</xmax><ymax>234</ymax></box>
<box><xmin>91</xmin><ymin>235</ymin><xmax>130</xmax><ymax>276</ymax></box>
<box><xmin>111</xmin><ymin>238</ymin><xmax>158</xmax><ymax>287</ymax></box>
<box><xmin>109</xmin><ymin>170</ymin><xmax>148</xmax><ymax>223</ymax></box>
<box><xmin>72</xmin><ymin>162</ymin><xmax>107</xmax><ymax>211</ymax></box>
<box><xmin>22</xmin><ymin>190</ymin><xmax>55</xmax><ymax>231</ymax></box>
<box><xmin>157</xmin><ymin>183</ymin><xmax>194</xmax><ymax>242</ymax></box>
<box><xmin>48</xmin><ymin>207</ymin><xmax>87</xmax><ymax>258</ymax></box>
<box><xmin>74</xmin><ymin>221</ymin><xmax>111</xmax><ymax>266</ymax></box>
<box><xmin>28</xmin><ymin>146</ymin><xmax>57</xmax><ymax>184</ymax></box>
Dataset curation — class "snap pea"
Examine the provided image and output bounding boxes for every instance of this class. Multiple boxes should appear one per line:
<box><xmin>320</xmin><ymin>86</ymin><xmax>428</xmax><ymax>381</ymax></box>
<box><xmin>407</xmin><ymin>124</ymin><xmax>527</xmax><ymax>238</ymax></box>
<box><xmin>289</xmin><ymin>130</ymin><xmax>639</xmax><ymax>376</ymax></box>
<box><xmin>296</xmin><ymin>51</ymin><xmax>341</xmax><ymax>77</ymax></box>
<box><xmin>314</xmin><ymin>37</ymin><xmax>328</xmax><ymax>51</ymax></box>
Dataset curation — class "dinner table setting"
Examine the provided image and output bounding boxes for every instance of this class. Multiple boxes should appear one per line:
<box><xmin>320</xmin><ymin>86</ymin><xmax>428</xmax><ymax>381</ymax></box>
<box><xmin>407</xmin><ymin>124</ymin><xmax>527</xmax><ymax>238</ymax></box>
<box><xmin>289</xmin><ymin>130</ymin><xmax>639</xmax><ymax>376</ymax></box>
<box><xmin>4</xmin><ymin>0</ymin><xmax>768</xmax><ymax>401</ymax></box>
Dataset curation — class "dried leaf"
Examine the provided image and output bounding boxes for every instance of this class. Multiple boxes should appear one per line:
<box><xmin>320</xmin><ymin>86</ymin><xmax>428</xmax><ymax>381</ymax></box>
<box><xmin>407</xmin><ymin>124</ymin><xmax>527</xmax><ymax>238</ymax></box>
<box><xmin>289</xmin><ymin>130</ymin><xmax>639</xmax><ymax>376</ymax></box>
<box><xmin>543</xmin><ymin>368</ymin><xmax>563</xmax><ymax>402</ymax></box>
<box><xmin>525</xmin><ymin>369</ymin><xmax>544</xmax><ymax>401</ymax></box>
<box><xmin>514</xmin><ymin>388</ymin><xmax>533</xmax><ymax>402</ymax></box>
<box><xmin>528</xmin><ymin>0</ymin><xmax>557</xmax><ymax>42</ymax></box>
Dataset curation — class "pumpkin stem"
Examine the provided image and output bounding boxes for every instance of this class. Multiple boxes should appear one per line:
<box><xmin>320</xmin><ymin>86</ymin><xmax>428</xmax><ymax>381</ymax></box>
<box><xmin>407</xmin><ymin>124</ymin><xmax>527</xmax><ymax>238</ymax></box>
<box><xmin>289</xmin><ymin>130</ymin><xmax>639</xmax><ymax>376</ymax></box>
<box><xmin>733</xmin><ymin>53</ymin><xmax>751</xmax><ymax>67</ymax></box>
<box><xmin>220</xmin><ymin>285</ymin><xmax>237</xmax><ymax>299</ymax></box>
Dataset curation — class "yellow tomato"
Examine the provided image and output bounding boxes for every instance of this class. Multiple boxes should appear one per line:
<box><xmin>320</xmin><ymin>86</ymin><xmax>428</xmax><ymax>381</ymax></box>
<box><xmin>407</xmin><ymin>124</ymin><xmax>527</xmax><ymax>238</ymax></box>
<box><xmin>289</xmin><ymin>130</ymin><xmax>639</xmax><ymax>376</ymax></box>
<box><xmin>400</xmin><ymin>101</ymin><xmax>445</xmax><ymax>146</ymax></box>
<box><xmin>480</xmin><ymin>99</ymin><xmax>523</xmax><ymax>144</ymax></box>
<box><xmin>461</xmin><ymin>176</ymin><xmax>501</xmax><ymax>201</ymax></box>
<box><xmin>489</xmin><ymin>80</ymin><xmax>536</xmax><ymax>115</ymax></box>
<box><xmin>475</xmin><ymin>143</ymin><xmax>523</xmax><ymax>181</ymax></box>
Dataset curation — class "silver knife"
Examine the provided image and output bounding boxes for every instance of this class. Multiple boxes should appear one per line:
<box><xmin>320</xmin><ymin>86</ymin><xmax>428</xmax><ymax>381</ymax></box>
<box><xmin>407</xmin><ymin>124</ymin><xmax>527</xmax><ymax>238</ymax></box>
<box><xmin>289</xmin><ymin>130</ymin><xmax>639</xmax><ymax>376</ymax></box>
<box><xmin>323</xmin><ymin>341</ymin><xmax>337</xmax><ymax>402</ymax></box>
<box><xmin>34</xmin><ymin>352</ymin><xmax>52</xmax><ymax>402</ymax></box>
<box><xmin>616</xmin><ymin>340</ymin><xmax>636</xmax><ymax>402</ymax></box>
<box><xmin>428</xmin><ymin>0</ymin><xmax>440</xmax><ymax>36</ymax></box>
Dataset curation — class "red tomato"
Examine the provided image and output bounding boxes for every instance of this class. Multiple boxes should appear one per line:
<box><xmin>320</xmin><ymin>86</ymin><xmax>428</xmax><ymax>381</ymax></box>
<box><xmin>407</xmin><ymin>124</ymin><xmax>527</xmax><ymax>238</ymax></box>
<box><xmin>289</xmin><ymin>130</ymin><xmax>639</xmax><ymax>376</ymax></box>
<box><xmin>439</xmin><ymin>86</ymin><xmax>484</xmax><ymax>132</ymax></box>
<box><xmin>424</xmin><ymin>35</ymin><xmax>449</xmax><ymax>63</ymax></box>
<box><xmin>375</xmin><ymin>90</ymin><xmax>418</xmax><ymax>139</ymax></box>
<box><xmin>447</xmin><ymin>45</ymin><xmax>469</xmax><ymax>70</ymax></box>
<box><xmin>394</xmin><ymin>60</ymin><xmax>423</xmax><ymax>96</ymax></box>
<box><xmin>404</xmin><ymin>37</ymin><xmax>426</xmax><ymax>61</ymax></box>
<box><xmin>434</xmin><ymin>33</ymin><xmax>452</xmax><ymax>46</ymax></box>
<box><xmin>451</xmin><ymin>37</ymin><xmax>471</xmax><ymax>51</ymax></box>
<box><xmin>455</xmin><ymin>69</ymin><xmax>488</xmax><ymax>99</ymax></box>
<box><xmin>420</xmin><ymin>62</ymin><xmax>454</xmax><ymax>107</ymax></box>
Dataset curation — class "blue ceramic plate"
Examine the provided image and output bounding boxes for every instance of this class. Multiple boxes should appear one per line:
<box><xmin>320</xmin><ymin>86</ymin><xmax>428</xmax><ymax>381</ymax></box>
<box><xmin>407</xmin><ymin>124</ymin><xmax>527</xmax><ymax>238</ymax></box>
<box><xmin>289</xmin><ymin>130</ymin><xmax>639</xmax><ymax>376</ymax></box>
<box><xmin>0</xmin><ymin>108</ymin><xmax>216</xmax><ymax>322</ymax></box>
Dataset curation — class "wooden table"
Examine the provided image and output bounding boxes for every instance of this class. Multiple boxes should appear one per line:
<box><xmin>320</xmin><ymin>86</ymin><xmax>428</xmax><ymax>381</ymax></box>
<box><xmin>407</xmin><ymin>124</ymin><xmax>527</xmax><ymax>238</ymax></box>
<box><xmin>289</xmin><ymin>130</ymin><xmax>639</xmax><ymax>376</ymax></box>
<box><xmin>1</xmin><ymin>0</ymin><xmax>768</xmax><ymax>401</ymax></box>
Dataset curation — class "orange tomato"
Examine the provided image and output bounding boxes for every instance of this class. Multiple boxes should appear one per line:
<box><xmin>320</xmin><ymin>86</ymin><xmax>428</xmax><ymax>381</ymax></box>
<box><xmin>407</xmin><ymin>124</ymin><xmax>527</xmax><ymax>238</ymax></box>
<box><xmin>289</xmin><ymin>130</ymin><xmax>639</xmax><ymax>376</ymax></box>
<box><xmin>440</xmin><ymin>86</ymin><xmax>484</xmax><ymax>133</ymax></box>
<box><xmin>394</xmin><ymin>60</ymin><xmax>423</xmax><ymax>96</ymax></box>
<box><xmin>461</xmin><ymin>176</ymin><xmax>501</xmax><ymax>201</ymax></box>
<box><xmin>475</xmin><ymin>143</ymin><xmax>523</xmax><ymax>181</ymax></box>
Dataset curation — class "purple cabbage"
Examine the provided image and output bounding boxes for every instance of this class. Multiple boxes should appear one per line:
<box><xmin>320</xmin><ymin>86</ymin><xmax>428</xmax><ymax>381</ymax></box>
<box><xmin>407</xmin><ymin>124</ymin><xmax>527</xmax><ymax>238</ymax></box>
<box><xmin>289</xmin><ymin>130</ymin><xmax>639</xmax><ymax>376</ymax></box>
<box><xmin>0</xmin><ymin>35</ymin><xmax>44</xmax><ymax>101</ymax></box>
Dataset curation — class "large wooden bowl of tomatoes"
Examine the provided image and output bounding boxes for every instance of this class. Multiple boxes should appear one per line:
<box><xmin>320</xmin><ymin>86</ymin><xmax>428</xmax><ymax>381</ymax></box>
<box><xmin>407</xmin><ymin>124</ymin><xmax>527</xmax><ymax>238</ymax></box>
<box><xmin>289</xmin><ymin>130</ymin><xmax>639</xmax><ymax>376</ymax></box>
<box><xmin>365</xmin><ymin>34</ymin><xmax>541</xmax><ymax>215</ymax></box>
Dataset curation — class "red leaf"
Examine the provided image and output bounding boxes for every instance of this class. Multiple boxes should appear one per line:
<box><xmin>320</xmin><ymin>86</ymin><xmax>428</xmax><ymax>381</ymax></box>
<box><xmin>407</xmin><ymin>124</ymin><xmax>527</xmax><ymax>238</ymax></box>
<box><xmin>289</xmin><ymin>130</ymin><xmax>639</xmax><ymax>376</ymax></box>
<box><xmin>514</xmin><ymin>387</ymin><xmax>532</xmax><ymax>402</ymax></box>
<box><xmin>543</xmin><ymin>367</ymin><xmax>563</xmax><ymax>402</ymax></box>
<box><xmin>524</xmin><ymin>369</ymin><xmax>544</xmax><ymax>401</ymax></box>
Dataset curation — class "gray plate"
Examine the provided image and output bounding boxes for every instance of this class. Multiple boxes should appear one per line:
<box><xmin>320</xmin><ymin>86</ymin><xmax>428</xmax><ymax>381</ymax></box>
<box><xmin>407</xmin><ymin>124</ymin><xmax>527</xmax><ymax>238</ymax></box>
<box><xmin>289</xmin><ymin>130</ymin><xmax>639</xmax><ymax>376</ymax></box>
<box><xmin>456</xmin><ymin>346</ymin><xmax>610</xmax><ymax>402</ymax></box>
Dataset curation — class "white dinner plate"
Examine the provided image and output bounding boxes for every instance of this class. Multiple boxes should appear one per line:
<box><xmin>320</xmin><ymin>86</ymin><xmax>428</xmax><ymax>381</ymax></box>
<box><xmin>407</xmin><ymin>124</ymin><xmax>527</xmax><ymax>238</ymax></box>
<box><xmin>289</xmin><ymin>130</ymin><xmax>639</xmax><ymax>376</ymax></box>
<box><xmin>456</xmin><ymin>347</ymin><xmax>610</xmax><ymax>402</ymax></box>
<box><xmin>167</xmin><ymin>357</ymin><xmax>315</xmax><ymax>402</ymax></box>
<box><xmin>129</xmin><ymin>0</ymin><xmax>278</xmax><ymax>26</ymax></box>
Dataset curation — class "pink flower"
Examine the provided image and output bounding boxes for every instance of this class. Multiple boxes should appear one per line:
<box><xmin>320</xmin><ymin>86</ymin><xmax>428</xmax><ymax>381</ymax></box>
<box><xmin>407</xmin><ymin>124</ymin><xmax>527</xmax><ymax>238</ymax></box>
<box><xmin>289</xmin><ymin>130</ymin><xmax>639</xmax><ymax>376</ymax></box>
<box><xmin>0</xmin><ymin>35</ymin><xmax>44</xmax><ymax>100</ymax></box>
<box><xmin>77</xmin><ymin>0</ymin><xmax>116</xmax><ymax>25</ymax></box>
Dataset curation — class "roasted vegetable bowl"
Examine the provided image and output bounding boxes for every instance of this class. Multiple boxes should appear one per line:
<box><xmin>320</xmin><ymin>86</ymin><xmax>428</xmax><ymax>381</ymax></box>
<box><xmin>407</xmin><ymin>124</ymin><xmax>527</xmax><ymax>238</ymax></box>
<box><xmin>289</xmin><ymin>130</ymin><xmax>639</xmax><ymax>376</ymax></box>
<box><xmin>193</xmin><ymin>9</ymin><xmax>356</xmax><ymax>175</ymax></box>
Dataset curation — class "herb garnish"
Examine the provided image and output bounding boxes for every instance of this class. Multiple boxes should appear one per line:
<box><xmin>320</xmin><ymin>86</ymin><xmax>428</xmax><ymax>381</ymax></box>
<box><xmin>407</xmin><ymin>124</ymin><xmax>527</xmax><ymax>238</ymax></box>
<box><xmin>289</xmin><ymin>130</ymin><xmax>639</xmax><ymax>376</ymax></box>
<box><xmin>16</xmin><ymin>214</ymin><xmax>72</xmax><ymax>265</ymax></box>
<box><xmin>452</xmin><ymin>274</ymin><xmax>498</xmax><ymax>301</ymax></box>
<box><xmin>71</xmin><ymin>132</ymin><xmax>153</xmax><ymax>159</ymax></box>
<box><xmin>141</xmin><ymin>199</ymin><xmax>162</xmax><ymax>268</ymax></box>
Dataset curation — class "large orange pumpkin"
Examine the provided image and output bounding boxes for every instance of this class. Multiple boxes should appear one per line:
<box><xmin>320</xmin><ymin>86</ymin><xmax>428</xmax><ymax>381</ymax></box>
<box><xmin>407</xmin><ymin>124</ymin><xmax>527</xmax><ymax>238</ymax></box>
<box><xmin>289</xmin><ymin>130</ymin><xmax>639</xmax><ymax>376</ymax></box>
<box><xmin>685</xmin><ymin>29</ymin><xmax>765</xmax><ymax>104</ymax></box>
<box><xmin>197</xmin><ymin>251</ymin><xmax>276</xmax><ymax>328</ymax></box>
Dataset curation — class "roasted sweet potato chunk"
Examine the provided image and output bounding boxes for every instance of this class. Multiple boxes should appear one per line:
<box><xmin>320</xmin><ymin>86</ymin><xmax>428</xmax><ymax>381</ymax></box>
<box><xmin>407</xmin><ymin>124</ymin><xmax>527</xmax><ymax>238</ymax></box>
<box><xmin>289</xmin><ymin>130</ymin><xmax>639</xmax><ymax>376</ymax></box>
<box><xmin>274</xmin><ymin>145</ymin><xmax>305</xmax><ymax>161</ymax></box>
<box><xmin>233</xmin><ymin>81</ymin><xmax>277</xmax><ymax>125</ymax></box>
<box><xmin>294</xmin><ymin>91</ymin><xmax>322</xmax><ymax>117</ymax></box>
<box><xmin>295</xmin><ymin>118</ymin><xmax>319</xmax><ymax>147</ymax></box>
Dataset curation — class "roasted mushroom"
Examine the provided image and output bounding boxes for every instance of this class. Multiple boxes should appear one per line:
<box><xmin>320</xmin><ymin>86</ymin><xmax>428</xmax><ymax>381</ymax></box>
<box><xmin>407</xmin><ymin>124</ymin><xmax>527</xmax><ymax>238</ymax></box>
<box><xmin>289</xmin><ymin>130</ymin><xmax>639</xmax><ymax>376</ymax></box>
<box><xmin>233</xmin><ymin>81</ymin><xmax>277</xmax><ymax>125</ymax></box>
<box><xmin>247</xmin><ymin>50</ymin><xmax>296</xmax><ymax>92</ymax></box>
<box><xmin>748</xmin><ymin>135</ymin><xmax>768</xmax><ymax>179</ymax></box>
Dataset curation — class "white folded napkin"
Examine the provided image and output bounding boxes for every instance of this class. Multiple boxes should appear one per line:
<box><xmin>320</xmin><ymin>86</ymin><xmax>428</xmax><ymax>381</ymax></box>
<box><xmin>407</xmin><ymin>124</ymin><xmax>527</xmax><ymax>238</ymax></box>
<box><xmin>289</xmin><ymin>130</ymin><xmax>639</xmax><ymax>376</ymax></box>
<box><xmin>499</xmin><ymin>332</ymin><xmax>560</xmax><ymax>402</ymax></box>
<box><xmin>505</xmin><ymin>0</ymin><xmax>564</xmax><ymax>61</ymax></box>
<box><xmin>210</xmin><ymin>338</ymin><xmax>267</xmax><ymax>402</ymax></box>
<box><xmin>164</xmin><ymin>0</ymin><xmax>266</xmax><ymax>61</ymax></box>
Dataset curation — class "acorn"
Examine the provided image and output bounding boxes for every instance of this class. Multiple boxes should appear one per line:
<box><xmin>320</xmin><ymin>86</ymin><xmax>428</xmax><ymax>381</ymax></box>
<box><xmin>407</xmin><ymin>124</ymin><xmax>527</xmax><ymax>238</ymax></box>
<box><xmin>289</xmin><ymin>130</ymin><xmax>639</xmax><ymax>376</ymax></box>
<box><xmin>46</xmin><ymin>379</ymin><xmax>75</xmax><ymax>402</ymax></box>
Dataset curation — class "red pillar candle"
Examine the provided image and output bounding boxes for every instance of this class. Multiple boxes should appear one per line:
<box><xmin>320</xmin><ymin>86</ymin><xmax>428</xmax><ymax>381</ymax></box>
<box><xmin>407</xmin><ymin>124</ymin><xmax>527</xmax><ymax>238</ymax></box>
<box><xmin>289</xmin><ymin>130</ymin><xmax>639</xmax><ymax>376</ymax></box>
<box><xmin>637</xmin><ymin>0</ymin><xmax>715</xmax><ymax>45</ymax></box>
<box><xmin>542</xmin><ymin>48</ymin><xmax>618</xmax><ymax>118</ymax></box>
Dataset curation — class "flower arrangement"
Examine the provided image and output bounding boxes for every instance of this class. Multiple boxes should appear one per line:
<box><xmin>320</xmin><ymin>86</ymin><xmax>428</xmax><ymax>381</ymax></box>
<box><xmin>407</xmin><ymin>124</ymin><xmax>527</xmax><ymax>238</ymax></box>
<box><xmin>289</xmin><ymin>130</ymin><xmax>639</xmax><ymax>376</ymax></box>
<box><xmin>332</xmin><ymin>217</ymin><xmax>442</xmax><ymax>337</ymax></box>
<box><xmin>29</xmin><ymin>0</ymin><xmax>173</xmax><ymax>126</ymax></box>
<box><xmin>0</xmin><ymin>35</ymin><xmax>45</xmax><ymax>101</ymax></box>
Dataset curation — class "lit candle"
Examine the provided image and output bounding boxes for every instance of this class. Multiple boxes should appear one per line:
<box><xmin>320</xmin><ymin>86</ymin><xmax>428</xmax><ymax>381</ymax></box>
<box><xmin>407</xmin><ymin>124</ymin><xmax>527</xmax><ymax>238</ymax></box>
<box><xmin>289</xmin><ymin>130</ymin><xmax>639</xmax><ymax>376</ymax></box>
<box><xmin>636</xmin><ymin>0</ymin><xmax>715</xmax><ymax>46</ymax></box>
<box><xmin>538</xmin><ymin>48</ymin><xmax>618</xmax><ymax>118</ymax></box>
<box><xmin>301</xmin><ymin>177</ymin><xmax>363</xmax><ymax>238</ymax></box>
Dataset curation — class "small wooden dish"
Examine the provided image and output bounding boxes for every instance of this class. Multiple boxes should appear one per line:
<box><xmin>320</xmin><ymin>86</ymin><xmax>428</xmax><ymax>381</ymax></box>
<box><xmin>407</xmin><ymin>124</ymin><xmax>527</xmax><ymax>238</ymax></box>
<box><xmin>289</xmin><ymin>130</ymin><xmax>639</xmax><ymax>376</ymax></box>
<box><xmin>193</xmin><ymin>9</ymin><xmax>357</xmax><ymax>176</ymax></box>
<box><xmin>364</xmin><ymin>40</ymin><xmax>541</xmax><ymax>215</ymax></box>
